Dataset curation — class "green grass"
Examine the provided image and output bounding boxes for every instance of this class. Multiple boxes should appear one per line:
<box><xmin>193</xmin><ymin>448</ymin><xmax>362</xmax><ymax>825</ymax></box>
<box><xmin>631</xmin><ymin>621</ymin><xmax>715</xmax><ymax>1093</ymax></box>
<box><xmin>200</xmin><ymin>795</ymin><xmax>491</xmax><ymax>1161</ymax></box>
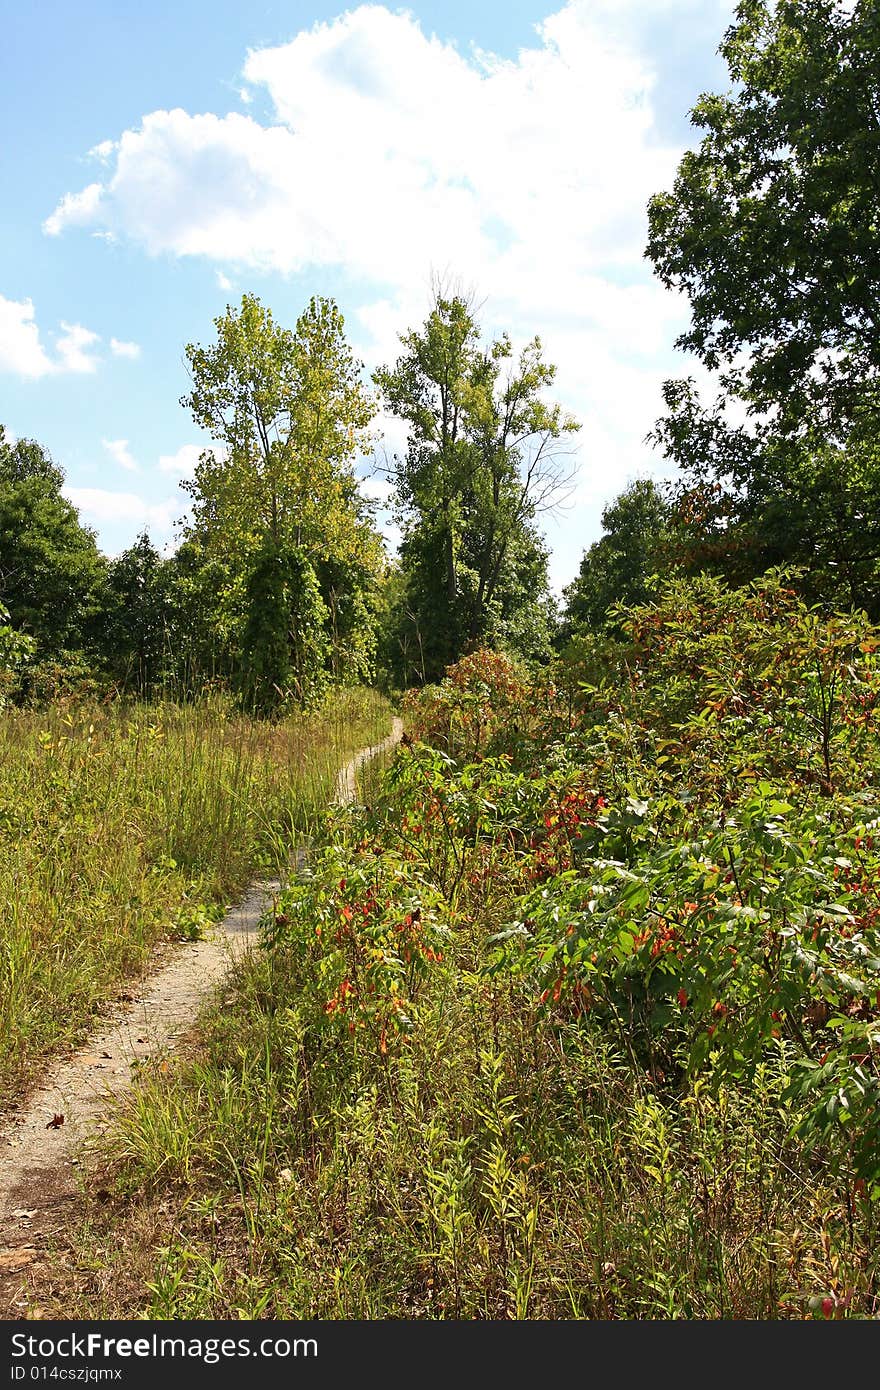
<box><xmin>62</xmin><ymin>791</ymin><xmax>880</xmax><ymax>1319</ymax></box>
<box><xmin>64</xmin><ymin>897</ymin><xmax>875</xmax><ymax>1320</ymax></box>
<box><xmin>54</xmin><ymin>611</ymin><xmax>880</xmax><ymax>1321</ymax></box>
<box><xmin>0</xmin><ymin>688</ymin><xmax>390</xmax><ymax>1103</ymax></box>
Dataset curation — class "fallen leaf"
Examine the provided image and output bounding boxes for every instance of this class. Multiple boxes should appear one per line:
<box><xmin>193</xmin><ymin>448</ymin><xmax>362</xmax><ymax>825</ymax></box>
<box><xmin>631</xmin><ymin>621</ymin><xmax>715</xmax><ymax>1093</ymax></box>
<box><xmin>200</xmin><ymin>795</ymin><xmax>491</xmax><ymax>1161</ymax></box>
<box><xmin>45</xmin><ymin>1113</ymin><xmax>64</xmax><ymax>1130</ymax></box>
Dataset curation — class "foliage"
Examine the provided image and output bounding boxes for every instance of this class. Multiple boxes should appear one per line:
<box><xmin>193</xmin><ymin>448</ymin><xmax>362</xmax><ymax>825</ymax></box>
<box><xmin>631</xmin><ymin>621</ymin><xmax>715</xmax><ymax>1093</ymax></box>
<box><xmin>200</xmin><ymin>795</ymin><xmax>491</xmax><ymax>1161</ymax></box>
<box><xmin>652</xmin><ymin>398</ymin><xmax>880</xmax><ymax>618</ymax></box>
<box><xmin>646</xmin><ymin>1</ymin><xmax>880</xmax><ymax>615</ymax></box>
<box><xmin>0</xmin><ymin>427</ymin><xmax>106</xmax><ymax>661</ymax></box>
<box><xmin>647</xmin><ymin>0</ymin><xmax>880</xmax><ymax>442</ymax></box>
<box><xmin>375</xmin><ymin>288</ymin><xmax>577</xmax><ymax>681</ymax></box>
<box><xmin>239</xmin><ymin>540</ymin><xmax>329</xmax><ymax>716</ymax></box>
<box><xmin>99</xmin><ymin>532</ymin><xmax>171</xmax><ymax>696</ymax></box>
<box><xmin>182</xmin><ymin>294</ymin><xmax>375</xmax><ymax>555</ymax></box>
<box><xmin>72</xmin><ymin>582</ymin><xmax>880</xmax><ymax>1319</ymax></box>
<box><xmin>562</xmin><ymin>479</ymin><xmax>671</xmax><ymax>637</ymax></box>
<box><xmin>181</xmin><ymin>294</ymin><xmax>385</xmax><ymax>694</ymax></box>
<box><xmin>402</xmin><ymin>647</ymin><xmax>531</xmax><ymax>759</ymax></box>
<box><xmin>315</xmin><ymin>551</ymin><xmax>380</xmax><ymax>687</ymax></box>
<box><xmin>0</xmin><ymin>601</ymin><xmax>35</xmax><ymax>706</ymax></box>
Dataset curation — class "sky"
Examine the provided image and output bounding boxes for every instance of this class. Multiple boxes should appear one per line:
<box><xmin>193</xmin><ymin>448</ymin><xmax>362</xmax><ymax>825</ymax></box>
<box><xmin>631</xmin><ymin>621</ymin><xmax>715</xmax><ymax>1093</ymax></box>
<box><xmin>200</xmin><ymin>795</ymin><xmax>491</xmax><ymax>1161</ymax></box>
<box><xmin>0</xmin><ymin>0</ymin><xmax>737</xmax><ymax>593</ymax></box>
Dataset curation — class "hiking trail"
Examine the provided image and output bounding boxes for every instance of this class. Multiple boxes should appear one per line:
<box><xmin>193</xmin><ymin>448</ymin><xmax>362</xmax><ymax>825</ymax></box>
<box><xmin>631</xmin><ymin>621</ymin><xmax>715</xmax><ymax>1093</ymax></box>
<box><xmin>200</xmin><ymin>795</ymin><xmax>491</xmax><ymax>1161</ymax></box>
<box><xmin>0</xmin><ymin>717</ymin><xmax>403</xmax><ymax>1316</ymax></box>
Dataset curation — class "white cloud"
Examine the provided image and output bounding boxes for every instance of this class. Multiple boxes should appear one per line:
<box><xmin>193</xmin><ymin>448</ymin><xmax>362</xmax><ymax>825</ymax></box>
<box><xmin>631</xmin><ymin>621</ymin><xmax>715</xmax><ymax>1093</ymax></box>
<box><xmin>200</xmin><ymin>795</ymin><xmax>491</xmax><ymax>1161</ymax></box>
<box><xmin>64</xmin><ymin>486</ymin><xmax>180</xmax><ymax>536</ymax></box>
<box><xmin>44</xmin><ymin>1</ymin><xmax>730</xmax><ymax>560</ymax></box>
<box><xmin>0</xmin><ymin>295</ymin><xmax>105</xmax><ymax>378</ymax></box>
<box><xmin>157</xmin><ymin>443</ymin><xmax>204</xmax><ymax>478</ymax></box>
<box><xmin>44</xmin><ymin>5</ymin><xmax>683</xmax><ymax>298</ymax></box>
<box><xmin>358</xmin><ymin>472</ymin><xmax>394</xmax><ymax>503</ymax></box>
<box><xmin>103</xmin><ymin>437</ymin><xmax>139</xmax><ymax>472</ymax></box>
<box><xmin>0</xmin><ymin>295</ymin><xmax>55</xmax><ymax>378</ymax></box>
<box><xmin>110</xmin><ymin>336</ymin><xmax>141</xmax><ymax>359</ymax></box>
<box><xmin>56</xmin><ymin>321</ymin><xmax>100</xmax><ymax>373</ymax></box>
<box><xmin>43</xmin><ymin>182</ymin><xmax>105</xmax><ymax>237</ymax></box>
<box><xmin>89</xmin><ymin>139</ymin><xmax>117</xmax><ymax>163</ymax></box>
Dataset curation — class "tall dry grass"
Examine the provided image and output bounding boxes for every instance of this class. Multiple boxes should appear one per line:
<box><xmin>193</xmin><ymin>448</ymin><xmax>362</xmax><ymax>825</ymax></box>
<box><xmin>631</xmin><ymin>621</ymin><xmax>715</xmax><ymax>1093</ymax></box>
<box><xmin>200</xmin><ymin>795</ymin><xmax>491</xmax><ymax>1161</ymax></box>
<box><xmin>0</xmin><ymin>689</ymin><xmax>390</xmax><ymax>1101</ymax></box>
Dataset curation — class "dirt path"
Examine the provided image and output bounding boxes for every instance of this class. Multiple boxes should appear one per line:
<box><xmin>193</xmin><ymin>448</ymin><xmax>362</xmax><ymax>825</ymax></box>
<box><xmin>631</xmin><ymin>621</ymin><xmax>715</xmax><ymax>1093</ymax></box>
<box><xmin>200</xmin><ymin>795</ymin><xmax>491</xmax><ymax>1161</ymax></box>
<box><xmin>0</xmin><ymin>718</ymin><xmax>403</xmax><ymax>1316</ymax></box>
<box><xmin>335</xmin><ymin>716</ymin><xmax>403</xmax><ymax>803</ymax></box>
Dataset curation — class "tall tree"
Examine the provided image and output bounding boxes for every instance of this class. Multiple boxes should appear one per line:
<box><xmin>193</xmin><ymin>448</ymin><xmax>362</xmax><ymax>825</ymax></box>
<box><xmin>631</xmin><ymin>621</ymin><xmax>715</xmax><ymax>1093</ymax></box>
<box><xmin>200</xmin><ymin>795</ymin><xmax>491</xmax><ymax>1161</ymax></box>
<box><xmin>645</xmin><ymin>0</ymin><xmax>880</xmax><ymax>613</ymax></box>
<box><xmin>240</xmin><ymin>540</ymin><xmax>329</xmax><ymax>715</ymax></box>
<box><xmin>561</xmin><ymin>479</ymin><xmax>671</xmax><ymax>638</ymax></box>
<box><xmin>99</xmin><ymin>532</ymin><xmax>170</xmax><ymax>695</ymax></box>
<box><xmin>375</xmin><ymin>289</ymin><xmax>577</xmax><ymax>680</ymax></box>
<box><xmin>647</xmin><ymin>0</ymin><xmax>880</xmax><ymax>445</ymax></box>
<box><xmin>181</xmin><ymin>295</ymin><xmax>385</xmax><ymax>705</ymax></box>
<box><xmin>182</xmin><ymin>294</ymin><xmax>376</xmax><ymax>558</ymax></box>
<box><xmin>0</xmin><ymin>426</ymin><xmax>105</xmax><ymax>658</ymax></box>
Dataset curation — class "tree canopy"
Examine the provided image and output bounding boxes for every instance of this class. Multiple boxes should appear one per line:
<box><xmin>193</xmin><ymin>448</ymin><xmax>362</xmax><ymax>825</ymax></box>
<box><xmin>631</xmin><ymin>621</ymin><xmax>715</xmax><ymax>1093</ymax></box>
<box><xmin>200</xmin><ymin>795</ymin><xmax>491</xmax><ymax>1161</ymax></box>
<box><xmin>181</xmin><ymin>294</ymin><xmax>385</xmax><ymax>708</ymax></box>
<box><xmin>647</xmin><ymin>0</ymin><xmax>880</xmax><ymax>445</ymax></box>
<box><xmin>561</xmin><ymin>479</ymin><xmax>671</xmax><ymax>638</ymax></box>
<box><xmin>0</xmin><ymin>426</ymin><xmax>105</xmax><ymax>659</ymax></box>
<box><xmin>375</xmin><ymin>288</ymin><xmax>577</xmax><ymax>681</ymax></box>
<box><xmin>182</xmin><ymin>294</ymin><xmax>377</xmax><ymax>561</ymax></box>
<box><xmin>644</xmin><ymin>0</ymin><xmax>880</xmax><ymax>617</ymax></box>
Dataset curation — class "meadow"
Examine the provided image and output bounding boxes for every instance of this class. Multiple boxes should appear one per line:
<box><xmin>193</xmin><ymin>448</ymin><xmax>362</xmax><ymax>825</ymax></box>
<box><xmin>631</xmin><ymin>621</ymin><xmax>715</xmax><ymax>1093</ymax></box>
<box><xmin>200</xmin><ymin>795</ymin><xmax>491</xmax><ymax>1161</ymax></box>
<box><xmin>0</xmin><ymin>690</ymin><xmax>391</xmax><ymax>1104</ymax></box>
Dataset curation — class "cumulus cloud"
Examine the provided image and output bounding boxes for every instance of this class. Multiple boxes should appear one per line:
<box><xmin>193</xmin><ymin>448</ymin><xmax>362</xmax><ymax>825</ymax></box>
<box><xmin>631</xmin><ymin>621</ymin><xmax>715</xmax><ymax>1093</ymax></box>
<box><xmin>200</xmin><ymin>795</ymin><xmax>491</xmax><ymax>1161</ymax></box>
<box><xmin>44</xmin><ymin>1</ymin><xmax>731</xmax><ymax>557</ymax></box>
<box><xmin>216</xmin><ymin>271</ymin><xmax>233</xmax><ymax>291</ymax></box>
<box><xmin>43</xmin><ymin>4</ymin><xmax>684</xmax><ymax>301</ymax></box>
<box><xmin>56</xmin><ymin>321</ymin><xmax>100</xmax><ymax>373</ymax></box>
<box><xmin>44</xmin><ymin>182</ymin><xmax>105</xmax><ymax>237</ymax></box>
<box><xmin>110</xmin><ymin>337</ymin><xmax>141</xmax><ymax>359</ymax></box>
<box><xmin>0</xmin><ymin>295</ymin><xmax>105</xmax><ymax>377</ymax></box>
<box><xmin>89</xmin><ymin>138</ymin><xmax>117</xmax><ymax>162</ymax></box>
<box><xmin>157</xmin><ymin>443</ymin><xmax>204</xmax><ymax>479</ymax></box>
<box><xmin>64</xmin><ymin>486</ymin><xmax>180</xmax><ymax>536</ymax></box>
<box><xmin>103</xmin><ymin>437</ymin><xmax>139</xmax><ymax>472</ymax></box>
<box><xmin>0</xmin><ymin>295</ymin><xmax>55</xmax><ymax>378</ymax></box>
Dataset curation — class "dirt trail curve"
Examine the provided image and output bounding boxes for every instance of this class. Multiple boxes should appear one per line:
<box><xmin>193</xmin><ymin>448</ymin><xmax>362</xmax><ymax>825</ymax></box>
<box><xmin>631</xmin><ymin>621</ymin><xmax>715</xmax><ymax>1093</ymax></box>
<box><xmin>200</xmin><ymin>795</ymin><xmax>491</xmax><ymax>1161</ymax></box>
<box><xmin>0</xmin><ymin>716</ymin><xmax>403</xmax><ymax>1314</ymax></box>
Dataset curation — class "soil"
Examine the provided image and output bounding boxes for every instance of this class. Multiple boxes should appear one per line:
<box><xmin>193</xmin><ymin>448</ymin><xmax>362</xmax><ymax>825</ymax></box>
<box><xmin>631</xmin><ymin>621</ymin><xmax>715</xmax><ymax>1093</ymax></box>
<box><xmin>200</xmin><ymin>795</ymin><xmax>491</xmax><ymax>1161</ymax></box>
<box><xmin>0</xmin><ymin>718</ymin><xmax>402</xmax><ymax>1317</ymax></box>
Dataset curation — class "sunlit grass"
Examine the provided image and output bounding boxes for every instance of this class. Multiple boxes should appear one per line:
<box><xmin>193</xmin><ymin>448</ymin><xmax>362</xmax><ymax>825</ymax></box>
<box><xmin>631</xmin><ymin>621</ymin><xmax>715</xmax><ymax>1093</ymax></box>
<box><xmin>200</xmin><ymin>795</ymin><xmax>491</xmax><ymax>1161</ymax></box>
<box><xmin>0</xmin><ymin>689</ymin><xmax>390</xmax><ymax>1101</ymax></box>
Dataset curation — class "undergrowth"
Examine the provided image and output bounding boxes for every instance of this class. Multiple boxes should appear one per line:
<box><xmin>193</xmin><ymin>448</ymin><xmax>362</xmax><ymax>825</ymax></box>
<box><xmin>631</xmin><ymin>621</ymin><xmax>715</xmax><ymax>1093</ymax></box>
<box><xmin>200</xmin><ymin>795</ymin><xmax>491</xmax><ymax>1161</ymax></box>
<box><xmin>57</xmin><ymin>576</ymin><xmax>880</xmax><ymax>1318</ymax></box>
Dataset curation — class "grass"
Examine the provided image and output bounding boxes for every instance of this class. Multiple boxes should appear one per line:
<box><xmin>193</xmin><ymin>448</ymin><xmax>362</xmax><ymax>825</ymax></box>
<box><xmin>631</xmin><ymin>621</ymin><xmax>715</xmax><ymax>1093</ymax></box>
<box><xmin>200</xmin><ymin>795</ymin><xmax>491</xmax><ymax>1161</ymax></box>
<box><xmin>0</xmin><ymin>688</ymin><xmax>391</xmax><ymax>1104</ymax></box>
<box><xmin>58</xmin><ymin>777</ymin><xmax>880</xmax><ymax>1320</ymax></box>
<box><xmin>60</xmin><ymin>887</ymin><xmax>876</xmax><ymax>1321</ymax></box>
<box><xmin>23</xmin><ymin>595</ymin><xmax>880</xmax><ymax>1320</ymax></box>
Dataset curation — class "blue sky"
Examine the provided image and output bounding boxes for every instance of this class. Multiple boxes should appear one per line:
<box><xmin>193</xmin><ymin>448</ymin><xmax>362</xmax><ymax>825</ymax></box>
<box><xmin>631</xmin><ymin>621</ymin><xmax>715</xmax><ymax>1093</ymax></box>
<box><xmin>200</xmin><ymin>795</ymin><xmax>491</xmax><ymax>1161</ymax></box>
<box><xmin>0</xmin><ymin>0</ymin><xmax>735</xmax><ymax>591</ymax></box>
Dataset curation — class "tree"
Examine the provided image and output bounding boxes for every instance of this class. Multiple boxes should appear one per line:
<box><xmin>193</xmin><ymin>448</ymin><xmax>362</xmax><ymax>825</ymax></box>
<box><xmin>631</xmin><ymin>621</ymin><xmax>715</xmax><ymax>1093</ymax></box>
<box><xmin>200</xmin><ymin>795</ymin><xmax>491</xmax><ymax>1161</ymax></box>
<box><xmin>99</xmin><ymin>532</ymin><xmax>170</xmax><ymax>695</ymax></box>
<box><xmin>561</xmin><ymin>479</ymin><xmax>671</xmax><ymax>637</ymax></box>
<box><xmin>652</xmin><ymin>427</ymin><xmax>880</xmax><ymax>617</ymax></box>
<box><xmin>0</xmin><ymin>426</ymin><xmax>105</xmax><ymax>658</ymax></box>
<box><xmin>0</xmin><ymin>601</ymin><xmax>34</xmax><ymax>706</ymax></box>
<box><xmin>645</xmin><ymin>1</ymin><xmax>880</xmax><ymax>615</ymax></box>
<box><xmin>181</xmin><ymin>294</ymin><xmax>385</xmax><ymax>706</ymax></box>
<box><xmin>182</xmin><ymin>294</ymin><xmax>376</xmax><ymax>556</ymax></box>
<box><xmin>375</xmin><ymin>288</ymin><xmax>578</xmax><ymax>680</ymax></box>
<box><xmin>240</xmin><ymin>540</ymin><xmax>329</xmax><ymax>715</ymax></box>
<box><xmin>647</xmin><ymin>0</ymin><xmax>880</xmax><ymax>444</ymax></box>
